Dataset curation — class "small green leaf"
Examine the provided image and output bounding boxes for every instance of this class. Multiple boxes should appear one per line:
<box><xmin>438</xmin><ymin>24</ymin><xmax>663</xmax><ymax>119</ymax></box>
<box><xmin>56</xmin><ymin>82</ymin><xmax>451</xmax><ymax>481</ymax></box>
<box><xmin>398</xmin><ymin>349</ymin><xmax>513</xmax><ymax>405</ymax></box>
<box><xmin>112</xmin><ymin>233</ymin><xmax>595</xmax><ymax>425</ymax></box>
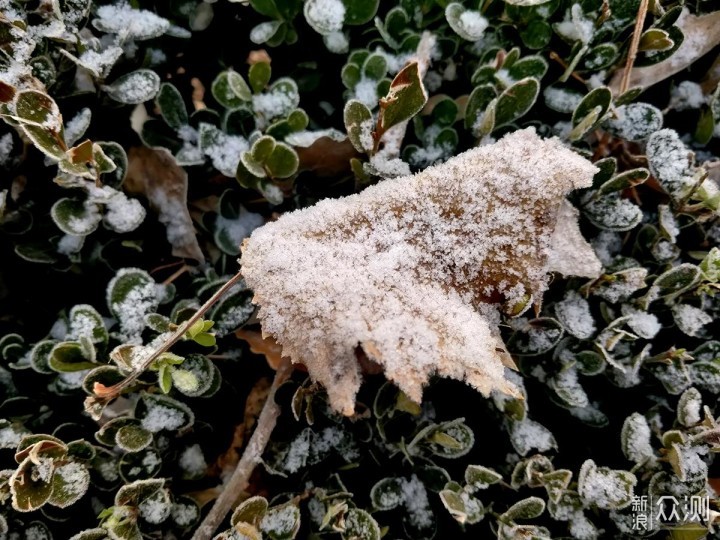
<box><xmin>572</xmin><ymin>87</ymin><xmax>612</xmax><ymax>129</ymax></box>
<box><xmin>159</xmin><ymin>365</ymin><xmax>172</xmax><ymax>394</ymax></box>
<box><xmin>156</xmin><ymin>83</ymin><xmax>188</xmax><ymax>129</ymax></box>
<box><xmin>370</xmin><ymin>477</ymin><xmax>404</xmax><ymax>510</ymax></box>
<box><xmin>583</xmin><ymin>195</ymin><xmax>642</xmax><ymax>232</ymax></box>
<box><xmin>362</xmin><ymin>54</ymin><xmax>388</xmax><ymax>80</ymax></box>
<box><xmin>212</xmin><ymin>70</ymin><xmax>252</xmax><ymax>109</ymax></box>
<box><xmin>104</xmin><ymin>70</ymin><xmax>161</xmax><ymax>104</ymax></box>
<box><xmin>116</xmin><ymin>424</ymin><xmax>153</xmax><ymax>453</ymax></box>
<box><xmin>342</xmin><ymin>508</ymin><xmax>381</xmax><ymax>540</ymax></box>
<box><xmin>342</xmin><ymin>0</ymin><xmax>379</xmax><ymax>25</ymax></box>
<box><xmin>249</xmin><ymin>62</ymin><xmax>272</xmax><ymax>94</ymax></box>
<box><xmin>344</xmin><ymin>99</ymin><xmax>374</xmax><ymax>153</ymax></box>
<box><xmin>465</xmin><ymin>465</ymin><xmax>502</xmax><ymax>491</ymax></box>
<box><xmin>265</xmin><ymin>142</ymin><xmax>299</xmax><ymax>178</ymax></box>
<box><xmin>49</xmin><ymin>461</ymin><xmax>90</xmax><ymax>508</ymax></box>
<box><xmin>494</xmin><ymin>77</ymin><xmax>539</xmax><ymax>129</ymax></box>
<box><xmin>232</xmin><ymin>496</ymin><xmax>269</xmax><ymax>527</ymax></box>
<box><xmin>597</xmin><ymin>168</ymin><xmax>649</xmax><ymax>195</ymax></box>
<box><xmin>445</xmin><ymin>3</ymin><xmax>488</xmax><ymax>41</ymax></box>
<box><xmin>260</xmin><ymin>504</ymin><xmax>301</xmax><ymax>540</ymax></box>
<box><xmin>519</xmin><ymin>19</ymin><xmax>552</xmax><ymax>49</ymax></box>
<box><xmin>501</xmin><ymin>496</ymin><xmax>545</xmax><ymax>521</ymax></box>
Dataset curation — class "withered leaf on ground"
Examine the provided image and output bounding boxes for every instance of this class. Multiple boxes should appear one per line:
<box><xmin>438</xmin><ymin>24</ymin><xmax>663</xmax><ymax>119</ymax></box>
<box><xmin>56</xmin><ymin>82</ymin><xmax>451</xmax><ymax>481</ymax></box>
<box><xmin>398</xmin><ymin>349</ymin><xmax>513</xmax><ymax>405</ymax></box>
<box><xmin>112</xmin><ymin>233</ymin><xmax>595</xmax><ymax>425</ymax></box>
<box><xmin>608</xmin><ymin>10</ymin><xmax>720</xmax><ymax>94</ymax></box>
<box><xmin>125</xmin><ymin>146</ymin><xmax>205</xmax><ymax>263</ymax></box>
<box><xmin>241</xmin><ymin>128</ymin><xmax>601</xmax><ymax>415</ymax></box>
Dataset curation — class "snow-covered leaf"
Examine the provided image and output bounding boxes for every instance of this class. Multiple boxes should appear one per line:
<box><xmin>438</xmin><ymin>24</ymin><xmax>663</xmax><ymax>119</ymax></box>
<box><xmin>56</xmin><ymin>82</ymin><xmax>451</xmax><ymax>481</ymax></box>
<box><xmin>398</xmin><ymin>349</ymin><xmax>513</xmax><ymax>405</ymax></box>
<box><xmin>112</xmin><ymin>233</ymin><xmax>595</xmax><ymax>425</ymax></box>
<box><xmin>241</xmin><ymin>129</ymin><xmax>598</xmax><ymax>414</ymax></box>
<box><xmin>104</xmin><ymin>70</ymin><xmax>161</xmax><ymax>105</ymax></box>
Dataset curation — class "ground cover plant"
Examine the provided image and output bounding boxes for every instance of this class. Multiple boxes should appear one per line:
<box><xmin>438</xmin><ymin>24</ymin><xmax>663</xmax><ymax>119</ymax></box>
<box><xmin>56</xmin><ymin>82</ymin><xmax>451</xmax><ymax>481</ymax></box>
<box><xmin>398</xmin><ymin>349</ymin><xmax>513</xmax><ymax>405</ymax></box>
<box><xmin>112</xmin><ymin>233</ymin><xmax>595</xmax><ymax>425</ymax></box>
<box><xmin>0</xmin><ymin>0</ymin><xmax>720</xmax><ymax>538</ymax></box>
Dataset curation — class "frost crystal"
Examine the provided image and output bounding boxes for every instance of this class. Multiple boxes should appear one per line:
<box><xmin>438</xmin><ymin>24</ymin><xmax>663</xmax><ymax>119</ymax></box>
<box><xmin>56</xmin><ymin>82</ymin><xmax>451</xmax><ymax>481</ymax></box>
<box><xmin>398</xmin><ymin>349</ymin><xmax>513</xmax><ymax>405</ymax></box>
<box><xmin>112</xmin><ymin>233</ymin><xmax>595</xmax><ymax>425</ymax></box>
<box><xmin>93</xmin><ymin>2</ymin><xmax>171</xmax><ymax>40</ymax></box>
<box><xmin>241</xmin><ymin>128</ymin><xmax>599</xmax><ymax>414</ymax></box>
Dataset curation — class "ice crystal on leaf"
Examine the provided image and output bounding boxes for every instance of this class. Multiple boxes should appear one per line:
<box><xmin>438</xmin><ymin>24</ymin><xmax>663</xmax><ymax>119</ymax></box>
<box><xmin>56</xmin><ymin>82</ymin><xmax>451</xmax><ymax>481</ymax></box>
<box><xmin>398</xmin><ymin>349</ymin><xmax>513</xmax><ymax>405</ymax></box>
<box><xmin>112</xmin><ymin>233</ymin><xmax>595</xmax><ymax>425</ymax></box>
<box><xmin>241</xmin><ymin>129</ymin><xmax>600</xmax><ymax>415</ymax></box>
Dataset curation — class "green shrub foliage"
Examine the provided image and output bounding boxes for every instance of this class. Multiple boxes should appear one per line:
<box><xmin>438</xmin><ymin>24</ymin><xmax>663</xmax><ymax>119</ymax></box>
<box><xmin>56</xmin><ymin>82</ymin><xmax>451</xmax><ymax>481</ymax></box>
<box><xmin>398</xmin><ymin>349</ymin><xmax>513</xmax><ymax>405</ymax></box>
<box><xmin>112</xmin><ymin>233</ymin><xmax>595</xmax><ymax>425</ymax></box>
<box><xmin>1</xmin><ymin>0</ymin><xmax>720</xmax><ymax>538</ymax></box>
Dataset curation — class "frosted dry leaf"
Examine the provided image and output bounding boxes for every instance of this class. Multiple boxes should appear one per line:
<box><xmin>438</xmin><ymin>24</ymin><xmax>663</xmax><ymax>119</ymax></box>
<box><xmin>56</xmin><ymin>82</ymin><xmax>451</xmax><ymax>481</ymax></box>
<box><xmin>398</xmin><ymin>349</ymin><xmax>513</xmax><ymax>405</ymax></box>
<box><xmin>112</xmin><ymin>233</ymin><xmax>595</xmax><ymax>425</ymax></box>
<box><xmin>241</xmin><ymin>128</ymin><xmax>600</xmax><ymax>415</ymax></box>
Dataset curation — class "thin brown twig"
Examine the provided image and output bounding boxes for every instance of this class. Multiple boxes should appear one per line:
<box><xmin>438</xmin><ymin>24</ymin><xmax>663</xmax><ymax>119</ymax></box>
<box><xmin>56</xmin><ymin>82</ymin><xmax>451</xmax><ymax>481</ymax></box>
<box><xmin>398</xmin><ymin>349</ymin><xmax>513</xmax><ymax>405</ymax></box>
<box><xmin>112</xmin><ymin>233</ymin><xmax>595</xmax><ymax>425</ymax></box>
<box><xmin>162</xmin><ymin>264</ymin><xmax>191</xmax><ymax>285</ymax></box>
<box><xmin>85</xmin><ymin>272</ymin><xmax>245</xmax><ymax>411</ymax></box>
<box><xmin>620</xmin><ymin>0</ymin><xmax>650</xmax><ymax>94</ymax></box>
<box><xmin>191</xmin><ymin>357</ymin><xmax>294</xmax><ymax>540</ymax></box>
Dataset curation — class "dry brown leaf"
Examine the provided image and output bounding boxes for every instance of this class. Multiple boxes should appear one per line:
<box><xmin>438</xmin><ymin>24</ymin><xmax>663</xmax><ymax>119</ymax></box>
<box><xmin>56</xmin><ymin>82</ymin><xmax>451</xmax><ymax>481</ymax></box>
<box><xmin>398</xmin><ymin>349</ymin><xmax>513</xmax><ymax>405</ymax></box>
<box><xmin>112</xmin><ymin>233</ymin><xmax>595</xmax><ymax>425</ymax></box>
<box><xmin>608</xmin><ymin>9</ymin><xmax>720</xmax><ymax>94</ymax></box>
<box><xmin>295</xmin><ymin>136</ymin><xmax>359</xmax><ymax>178</ymax></box>
<box><xmin>240</xmin><ymin>128</ymin><xmax>601</xmax><ymax>415</ymax></box>
<box><xmin>125</xmin><ymin>146</ymin><xmax>205</xmax><ymax>263</ymax></box>
<box><xmin>235</xmin><ymin>329</ymin><xmax>288</xmax><ymax>371</ymax></box>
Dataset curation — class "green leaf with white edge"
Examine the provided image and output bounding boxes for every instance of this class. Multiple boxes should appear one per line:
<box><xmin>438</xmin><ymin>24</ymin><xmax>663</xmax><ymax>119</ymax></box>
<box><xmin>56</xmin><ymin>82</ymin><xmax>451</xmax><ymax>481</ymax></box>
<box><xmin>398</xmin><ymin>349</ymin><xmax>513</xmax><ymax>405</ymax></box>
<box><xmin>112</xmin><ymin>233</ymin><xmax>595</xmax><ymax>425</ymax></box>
<box><xmin>210</xmin><ymin>289</ymin><xmax>254</xmax><ymax>337</ymax></box>
<box><xmin>265</xmin><ymin>142</ymin><xmax>299</xmax><ymax>178</ymax></box>
<box><xmin>465</xmin><ymin>465</ymin><xmax>502</xmax><ymax>491</ymax></box>
<box><xmin>465</xmin><ymin>84</ymin><xmax>496</xmax><ymax>130</ymax></box>
<box><xmin>30</xmin><ymin>340</ymin><xmax>58</xmax><ymax>375</ymax></box>
<box><xmin>583</xmin><ymin>194</ymin><xmax>642</xmax><ymax>232</ymax></box>
<box><xmin>232</xmin><ymin>496</ymin><xmax>268</xmax><ymax>527</ymax></box>
<box><xmin>445</xmin><ymin>3</ymin><xmax>488</xmax><ymax>41</ymax></box>
<box><xmin>260</xmin><ymin>504</ymin><xmax>301</xmax><ymax>540</ymax></box>
<box><xmin>115</xmin><ymin>478</ymin><xmax>165</xmax><ymax>507</ymax></box>
<box><xmin>251</xmin><ymin>135</ymin><xmax>276</xmax><ymax>163</ymax></box>
<box><xmin>69</xmin><ymin>304</ymin><xmax>108</xmax><ymax>344</ymax></box>
<box><xmin>68</xmin><ymin>528</ymin><xmax>109</xmax><ymax>540</ymax></box>
<box><xmin>212</xmin><ymin>70</ymin><xmax>252</xmax><ymax>109</ymax></box>
<box><xmin>597</xmin><ymin>168</ymin><xmax>649</xmax><ymax>195</ymax></box>
<box><xmin>501</xmin><ymin>496</ymin><xmax>545</xmax><ymax>521</ymax></box>
<box><xmin>426</xmin><ymin>419</ymin><xmax>474</xmax><ymax>458</ymax></box>
<box><xmin>115</xmin><ymin>424</ymin><xmax>153</xmax><ymax>453</ymax></box>
<box><xmin>48</xmin><ymin>461</ymin><xmax>90</xmax><ymax>508</ymax></box>
<box><xmin>11</xmin><ymin>90</ymin><xmax>66</xmax><ymax>159</ymax></box>
<box><xmin>520</xmin><ymin>19</ymin><xmax>552</xmax><ymax>49</ymax></box>
<box><xmin>106</xmin><ymin>268</ymin><xmax>163</xmax><ymax>332</ymax></box>
<box><xmin>10</xmin><ymin>458</ymin><xmax>54</xmax><ymax>512</ymax></box>
<box><xmin>170</xmin><ymin>367</ymin><xmax>201</xmax><ymax>395</ymax></box>
<box><xmin>249</xmin><ymin>62</ymin><xmax>272</xmax><ymax>94</ymax></box>
<box><xmin>304</xmin><ymin>0</ymin><xmax>345</xmax><ymax>34</ymax></box>
<box><xmin>572</xmin><ymin>86</ymin><xmax>612</xmax><ymax>128</ymax></box>
<box><xmin>104</xmin><ymin>70</ymin><xmax>161</xmax><ymax>104</ymax></box>
<box><xmin>13</xmin><ymin>90</ymin><xmax>62</xmax><ymax>128</ymax></box>
<box><xmin>676</xmin><ymin>387</ymin><xmax>702</xmax><ymax>427</ymax></box>
<box><xmin>343</xmin><ymin>0</ymin><xmax>379</xmax><ymax>25</ymax></box>
<box><xmin>342</xmin><ymin>508</ymin><xmax>381</xmax><ymax>540</ymax></box>
<box><xmin>577</xmin><ymin>459</ymin><xmax>636</xmax><ymax>510</ymax></box>
<box><xmin>344</xmin><ymin>99</ymin><xmax>374</xmax><ymax>153</ymax></box>
<box><xmin>583</xmin><ymin>43</ymin><xmax>618</xmax><ymax>70</ymax></box>
<box><xmin>637</xmin><ymin>27</ymin><xmax>672</xmax><ymax>50</ymax></box>
<box><xmin>363</xmin><ymin>54</ymin><xmax>388</xmax><ymax>80</ymax></box>
<box><xmin>644</xmin><ymin>264</ymin><xmax>702</xmax><ymax>306</ymax></box>
<box><xmin>507</xmin><ymin>317</ymin><xmax>564</xmax><ymax>355</ymax></box>
<box><xmin>440</xmin><ymin>489</ymin><xmax>467</xmax><ymax>523</ymax></box>
<box><xmin>700</xmin><ymin>247</ymin><xmax>720</xmax><ymax>282</ymax></box>
<box><xmin>156</xmin><ymin>83</ymin><xmax>188</xmax><ymax>129</ymax></box>
<box><xmin>506</xmin><ymin>56</ymin><xmax>548</xmax><ymax>82</ymax></box>
<box><xmin>250</xmin><ymin>21</ymin><xmax>283</xmax><ymax>44</ymax></box>
<box><xmin>605</xmin><ymin>103</ymin><xmax>663</xmax><ymax>141</ymax></box>
<box><xmin>494</xmin><ymin>77</ymin><xmax>539</xmax><ymax>129</ymax></box>
<box><xmin>378</xmin><ymin>62</ymin><xmax>427</xmax><ymax>134</ymax></box>
<box><xmin>159</xmin><ymin>364</ymin><xmax>172</xmax><ymax>394</ymax></box>
<box><xmin>370</xmin><ymin>477</ymin><xmax>404</xmax><ymax>510</ymax></box>
<box><xmin>49</xmin><ymin>341</ymin><xmax>97</xmax><ymax>372</ymax></box>
<box><xmin>97</xmin><ymin>142</ymin><xmax>128</xmax><ymax>189</ymax></box>
<box><xmin>135</xmin><ymin>393</ymin><xmax>194</xmax><ymax>434</ymax></box>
